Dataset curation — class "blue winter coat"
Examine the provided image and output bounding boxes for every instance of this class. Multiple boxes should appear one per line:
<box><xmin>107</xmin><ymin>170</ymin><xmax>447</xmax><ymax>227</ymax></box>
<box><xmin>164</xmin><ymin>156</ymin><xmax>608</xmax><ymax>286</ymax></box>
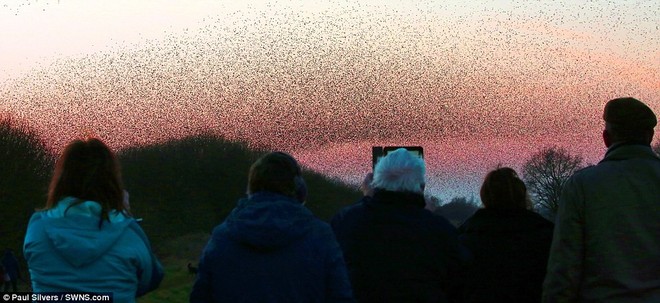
<box><xmin>189</xmin><ymin>191</ymin><xmax>354</xmax><ymax>303</ymax></box>
<box><xmin>23</xmin><ymin>197</ymin><xmax>163</xmax><ymax>303</ymax></box>
<box><xmin>331</xmin><ymin>189</ymin><xmax>468</xmax><ymax>303</ymax></box>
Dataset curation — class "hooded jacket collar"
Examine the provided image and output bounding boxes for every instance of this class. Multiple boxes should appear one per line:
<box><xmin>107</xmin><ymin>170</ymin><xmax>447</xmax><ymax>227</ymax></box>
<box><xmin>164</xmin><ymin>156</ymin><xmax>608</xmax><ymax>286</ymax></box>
<box><xmin>33</xmin><ymin>197</ymin><xmax>133</xmax><ymax>268</ymax></box>
<box><xmin>221</xmin><ymin>191</ymin><xmax>315</xmax><ymax>251</ymax></box>
<box><xmin>601</xmin><ymin>143</ymin><xmax>659</xmax><ymax>163</ymax></box>
<box><xmin>43</xmin><ymin>196</ymin><xmax>128</xmax><ymax>222</ymax></box>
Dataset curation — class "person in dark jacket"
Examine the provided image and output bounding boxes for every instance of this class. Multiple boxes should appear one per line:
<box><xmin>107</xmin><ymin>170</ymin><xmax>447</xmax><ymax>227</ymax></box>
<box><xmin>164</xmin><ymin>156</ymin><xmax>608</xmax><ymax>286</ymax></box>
<box><xmin>458</xmin><ymin>167</ymin><xmax>553</xmax><ymax>303</ymax></box>
<box><xmin>190</xmin><ymin>152</ymin><xmax>354</xmax><ymax>303</ymax></box>
<box><xmin>0</xmin><ymin>265</ymin><xmax>10</xmax><ymax>292</ymax></box>
<box><xmin>1</xmin><ymin>249</ymin><xmax>20</xmax><ymax>292</ymax></box>
<box><xmin>331</xmin><ymin>148</ymin><xmax>467</xmax><ymax>303</ymax></box>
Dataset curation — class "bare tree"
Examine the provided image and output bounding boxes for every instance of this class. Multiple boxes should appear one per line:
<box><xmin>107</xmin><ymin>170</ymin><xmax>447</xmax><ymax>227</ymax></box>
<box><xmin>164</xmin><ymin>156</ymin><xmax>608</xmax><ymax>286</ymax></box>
<box><xmin>523</xmin><ymin>146</ymin><xmax>584</xmax><ymax>216</ymax></box>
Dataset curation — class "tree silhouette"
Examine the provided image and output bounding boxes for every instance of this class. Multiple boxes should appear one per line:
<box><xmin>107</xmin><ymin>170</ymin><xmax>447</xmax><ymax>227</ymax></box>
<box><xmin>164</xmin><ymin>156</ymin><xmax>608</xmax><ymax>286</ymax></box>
<box><xmin>523</xmin><ymin>146</ymin><xmax>583</xmax><ymax>217</ymax></box>
<box><xmin>0</xmin><ymin>116</ymin><xmax>53</xmax><ymax>259</ymax></box>
<box><xmin>118</xmin><ymin>135</ymin><xmax>360</xmax><ymax>252</ymax></box>
<box><xmin>653</xmin><ymin>140</ymin><xmax>660</xmax><ymax>156</ymax></box>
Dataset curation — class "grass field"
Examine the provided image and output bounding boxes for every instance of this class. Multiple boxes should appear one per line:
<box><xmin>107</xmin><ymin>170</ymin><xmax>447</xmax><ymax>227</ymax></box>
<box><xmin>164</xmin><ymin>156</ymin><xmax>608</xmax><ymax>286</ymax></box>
<box><xmin>138</xmin><ymin>232</ymin><xmax>210</xmax><ymax>303</ymax></box>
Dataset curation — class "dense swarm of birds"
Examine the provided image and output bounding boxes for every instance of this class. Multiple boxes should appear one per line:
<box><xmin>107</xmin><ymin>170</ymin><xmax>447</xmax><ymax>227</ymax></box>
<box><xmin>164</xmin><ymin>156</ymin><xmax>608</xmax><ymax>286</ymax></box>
<box><xmin>1</xmin><ymin>0</ymin><xmax>658</xmax><ymax>199</ymax></box>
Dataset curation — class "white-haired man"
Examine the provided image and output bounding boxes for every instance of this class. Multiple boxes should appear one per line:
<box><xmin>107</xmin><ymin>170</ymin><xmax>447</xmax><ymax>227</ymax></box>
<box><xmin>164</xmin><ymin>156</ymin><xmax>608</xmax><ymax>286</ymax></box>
<box><xmin>331</xmin><ymin>148</ymin><xmax>467</xmax><ymax>303</ymax></box>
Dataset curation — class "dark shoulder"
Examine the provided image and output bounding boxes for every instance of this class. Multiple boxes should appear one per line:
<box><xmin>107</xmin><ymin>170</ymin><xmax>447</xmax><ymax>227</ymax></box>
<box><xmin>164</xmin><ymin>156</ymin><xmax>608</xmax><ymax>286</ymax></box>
<box><xmin>420</xmin><ymin>209</ymin><xmax>458</xmax><ymax>235</ymax></box>
<box><xmin>28</xmin><ymin>210</ymin><xmax>47</xmax><ymax>223</ymax></box>
<box><xmin>305</xmin><ymin>219</ymin><xmax>342</xmax><ymax>253</ymax></box>
<box><xmin>331</xmin><ymin>197</ymin><xmax>370</xmax><ymax>225</ymax></box>
<box><xmin>207</xmin><ymin>222</ymin><xmax>231</xmax><ymax>246</ymax></box>
<box><xmin>459</xmin><ymin>208</ymin><xmax>552</xmax><ymax>234</ymax></box>
<box><xmin>305</xmin><ymin>215</ymin><xmax>334</xmax><ymax>236</ymax></box>
<box><xmin>457</xmin><ymin>208</ymin><xmax>492</xmax><ymax>234</ymax></box>
<box><xmin>569</xmin><ymin>164</ymin><xmax>598</xmax><ymax>180</ymax></box>
<box><xmin>524</xmin><ymin>209</ymin><xmax>554</xmax><ymax>228</ymax></box>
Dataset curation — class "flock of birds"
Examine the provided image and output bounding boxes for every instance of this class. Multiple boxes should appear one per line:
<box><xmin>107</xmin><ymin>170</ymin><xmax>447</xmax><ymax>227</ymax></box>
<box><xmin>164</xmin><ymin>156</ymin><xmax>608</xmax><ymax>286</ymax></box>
<box><xmin>1</xmin><ymin>1</ymin><xmax>658</xmax><ymax>198</ymax></box>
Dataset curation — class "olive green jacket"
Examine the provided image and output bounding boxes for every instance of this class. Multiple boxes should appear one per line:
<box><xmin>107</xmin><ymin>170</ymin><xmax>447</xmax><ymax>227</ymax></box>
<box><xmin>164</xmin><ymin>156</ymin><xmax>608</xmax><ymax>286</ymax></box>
<box><xmin>542</xmin><ymin>143</ymin><xmax>660</xmax><ymax>303</ymax></box>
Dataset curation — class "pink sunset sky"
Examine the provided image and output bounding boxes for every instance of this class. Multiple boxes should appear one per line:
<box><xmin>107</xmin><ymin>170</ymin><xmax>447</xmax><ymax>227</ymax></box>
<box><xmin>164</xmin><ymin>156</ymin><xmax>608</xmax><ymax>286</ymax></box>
<box><xmin>1</xmin><ymin>0</ymin><xmax>659</xmax><ymax>200</ymax></box>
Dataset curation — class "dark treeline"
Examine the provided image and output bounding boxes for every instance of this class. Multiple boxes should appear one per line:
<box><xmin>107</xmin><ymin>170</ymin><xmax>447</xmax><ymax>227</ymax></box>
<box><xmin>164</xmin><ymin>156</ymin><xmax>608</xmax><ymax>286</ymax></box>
<box><xmin>0</xmin><ymin>117</ymin><xmax>53</xmax><ymax>256</ymax></box>
<box><xmin>118</xmin><ymin>135</ymin><xmax>361</xmax><ymax>254</ymax></box>
<box><xmin>1</xmin><ymin>120</ymin><xmax>361</xmax><ymax>258</ymax></box>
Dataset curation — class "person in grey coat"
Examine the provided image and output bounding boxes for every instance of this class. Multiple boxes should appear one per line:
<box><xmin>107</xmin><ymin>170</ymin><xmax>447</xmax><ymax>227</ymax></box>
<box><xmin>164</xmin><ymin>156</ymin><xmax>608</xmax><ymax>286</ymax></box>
<box><xmin>542</xmin><ymin>97</ymin><xmax>660</xmax><ymax>303</ymax></box>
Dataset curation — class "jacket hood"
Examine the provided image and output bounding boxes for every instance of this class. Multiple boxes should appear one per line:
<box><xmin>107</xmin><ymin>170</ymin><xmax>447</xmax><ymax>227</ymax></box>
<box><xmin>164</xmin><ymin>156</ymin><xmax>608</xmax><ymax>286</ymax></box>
<box><xmin>602</xmin><ymin>143</ymin><xmax>660</xmax><ymax>163</ymax></box>
<box><xmin>37</xmin><ymin>197</ymin><xmax>132</xmax><ymax>268</ymax></box>
<box><xmin>220</xmin><ymin>191</ymin><xmax>316</xmax><ymax>251</ymax></box>
<box><xmin>459</xmin><ymin>208</ymin><xmax>553</xmax><ymax>235</ymax></box>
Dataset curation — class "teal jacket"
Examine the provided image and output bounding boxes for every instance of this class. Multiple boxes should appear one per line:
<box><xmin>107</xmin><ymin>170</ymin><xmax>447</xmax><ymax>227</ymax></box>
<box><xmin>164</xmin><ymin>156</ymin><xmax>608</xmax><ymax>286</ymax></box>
<box><xmin>24</xmin><ymin>197</ymin><xmax>163</xmax><ymax>303</ymax></box>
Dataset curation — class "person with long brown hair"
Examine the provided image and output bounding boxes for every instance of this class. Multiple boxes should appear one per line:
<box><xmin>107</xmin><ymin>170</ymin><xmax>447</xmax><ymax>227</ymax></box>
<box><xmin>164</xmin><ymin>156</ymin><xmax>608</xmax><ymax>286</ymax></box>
<box><xmin>23</xmin><ymin>138</ymin><xmax>162</xmax><ymax>302</ymax></box>
<box><xmin>458</xmin><ymin>167</ymin><xmax>553</xmax><ymax>303</ymax></box>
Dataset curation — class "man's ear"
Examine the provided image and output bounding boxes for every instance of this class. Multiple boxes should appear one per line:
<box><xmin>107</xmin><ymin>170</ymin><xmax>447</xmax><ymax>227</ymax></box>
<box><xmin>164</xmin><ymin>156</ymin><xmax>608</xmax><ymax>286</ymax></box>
<box><xmin>603</xmin><ymin>129</ymin><xmax>613</xmax><ymax>148</ymax></box>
